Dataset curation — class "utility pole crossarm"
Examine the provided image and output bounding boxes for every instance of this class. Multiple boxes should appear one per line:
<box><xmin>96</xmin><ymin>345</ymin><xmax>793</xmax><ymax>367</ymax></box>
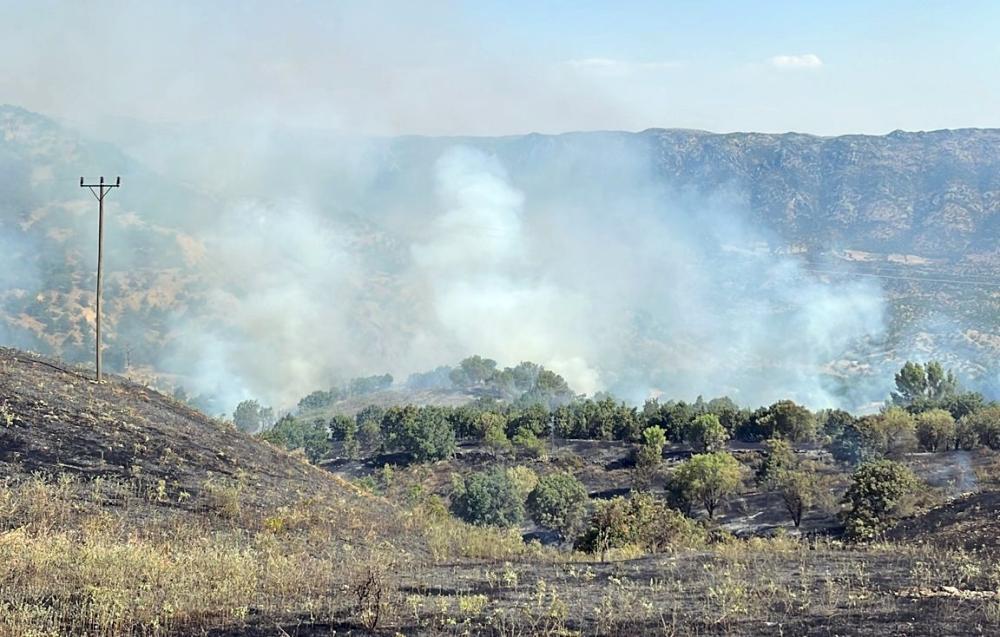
<box><xmin>79</xmin><ymin>175</ymin><xmax>122</xmax><ymax>382</ymax></box>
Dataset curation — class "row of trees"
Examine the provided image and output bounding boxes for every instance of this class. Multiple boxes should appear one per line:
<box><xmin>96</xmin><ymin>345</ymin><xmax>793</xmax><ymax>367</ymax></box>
<box><xmin>449</xmin><ymin>447</ymin><xmax>916</xmax><ymax>548</ymax></box>
<box><xmin>249</xmin><ymin>360</ymin><xmax>997</xmax><ymax>471</ymax></box>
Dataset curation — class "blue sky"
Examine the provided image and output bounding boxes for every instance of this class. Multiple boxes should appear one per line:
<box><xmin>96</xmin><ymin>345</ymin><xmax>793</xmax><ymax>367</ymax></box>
<box><xmin>2</xmin><ymin>1</ymin><xmax>998</xmax><ymax>135</ymax></box>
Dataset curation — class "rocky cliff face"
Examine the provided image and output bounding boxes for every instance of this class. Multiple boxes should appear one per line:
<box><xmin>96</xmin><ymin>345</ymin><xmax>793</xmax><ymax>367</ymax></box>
<box><xmin>641</xmin><ymin>128</ymin><xmax>1000</xmax><ymax>256</ymax></box>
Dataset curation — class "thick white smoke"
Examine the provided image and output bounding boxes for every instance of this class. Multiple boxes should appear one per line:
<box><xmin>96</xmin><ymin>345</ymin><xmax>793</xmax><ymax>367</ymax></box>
<box><xmin>158</xmin><ymin>141</ymin><xmax>891</xmax><ymax>413</ymax></box>
<box><xmin>163</xmin><ymin>200</ymin><xmax>365</xmax><ymax>410</ymax></box>
<box><xmin>411</xmin><ymin>147</ymin><xmax>602</xmax><ymax>394</ymax></box>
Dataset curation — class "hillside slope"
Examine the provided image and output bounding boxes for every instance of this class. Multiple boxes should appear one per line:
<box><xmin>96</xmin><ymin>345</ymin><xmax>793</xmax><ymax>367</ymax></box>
<box><xmin>0</xmin><ymin>346</ymin><xmax>338</xmax><ymax>512</ymax></box>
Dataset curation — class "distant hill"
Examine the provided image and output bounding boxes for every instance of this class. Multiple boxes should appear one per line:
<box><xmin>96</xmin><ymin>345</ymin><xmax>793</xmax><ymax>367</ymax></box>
<box><xmin>0</xmin><ymin>104</ymin><xmax>997</xmax><ymax>410</ymax></box>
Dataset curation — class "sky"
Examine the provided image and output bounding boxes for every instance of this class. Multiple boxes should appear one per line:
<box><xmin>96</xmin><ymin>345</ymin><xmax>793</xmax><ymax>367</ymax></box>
<box><xmin>2</xmin><ymin>0</ymin><xmax>999</xmax><ymax>136</ymax></box>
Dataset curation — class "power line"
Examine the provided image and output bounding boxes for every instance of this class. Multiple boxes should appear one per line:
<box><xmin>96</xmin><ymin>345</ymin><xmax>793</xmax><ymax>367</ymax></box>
<box><xmin>80</xmin><ymin>175</ymin><xmax>121</xmax><ymax>382</ymax></box>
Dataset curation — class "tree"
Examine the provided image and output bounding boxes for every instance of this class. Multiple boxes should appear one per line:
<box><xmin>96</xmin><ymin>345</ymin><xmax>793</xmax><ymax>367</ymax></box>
<box><xmin>383</xmin><ymin>406</ymin><xmax>456</xmax><ymax>462</ymax></box>
<box><xmin>818</xmin><ymin>409</ymin><xmax>857</xmax><ymax>440</ymax></box>
<box><xmin>756</xmin><ymin>437</ymin><xmax>794</xmax><ymax>484</ymax></box>
<box><xmin>233</xmin><ymin>399</ymin><xmax>273</xmax><ymax>434</ymax></box>
<box><xmin>962</xmin><ymin>405</ymin><xmax>1000</xmax><ymax>450</ymax></box>
<box><xmin>329</xmin><ymin>413</ymin><xmax>359</xmax><ymax>458</ymax></box>
<box><xmin>297</xmin><ymin>389</ymin><xmax>334</xmax><ymax>411</ymax></box>
<box><xmin>892</xmin><ymin>360</ymin><xmax>958</xmax><ymax>408</ymax></box>
<box><xmin>356</xmin><ymin>405</ymin><xmax>385</xmax><ymax>451</ymax></box>
<box><xmin>684</xmin><ymin>414</ymin><xmax>730</xmax><ymax>452</ymax></box>
<box><xmin>449</xmin><ymin>355</ymin><xmax>499</xmax><ymax>388</ymax></box>
<box><xmin>843</xmin><ymin>459</ymin><xmax>918</xmax><ymax>540</ymax></box>
<box><xmin>768</xmin><ymin>461</ymin><xmax>828</xmax><ymax>527</ymax></box>
<box><xmin>482</xmin><ymin>414</ymin><xmax>513</xmax><ymax>455</ymax></box>
<box><xmin>880</xmin><ymin>407</ymin><xmax>918</xmax><ymax>457</ymax></box>
<box><xmin>526</xmin><ymin>472</ymin><xmax>590</xmax><ymax>541</ymax></box>
<box><xmin>259</xmin><ymin>415</ymin><xmax>330</xmax><ymax>463</ymax></box>
<box><xmin>892</xmin><ymin>361</ymin><xmax>928</xmax><ymax>406</ymax></box>
<box><xmin>915</xmin><ymin>409</ymin><xmax>956</xmax><ymax>452</ymax></box>
<box><xmin>505</xmin><ymin>466</ymin><xmax>539</xmax><ymax>501</ymax></box>
<box><xmin>670</xmin><ymin>452</ymin><xmax>743</xmax><ymax>519</ymax></box>
<box><xmin>738</xmin><ymin>401</ymin><xmax>816</xmax><ymax>442</ymax></box>
<box><xmin>633</xmin><ymin>426</ymin><xmax>666</xmax><ymax>490</ymax></box>
<box><xmin>450</xmin><ymin>468</ymin><xmax>524</xmax><ymax>527</ymax></box>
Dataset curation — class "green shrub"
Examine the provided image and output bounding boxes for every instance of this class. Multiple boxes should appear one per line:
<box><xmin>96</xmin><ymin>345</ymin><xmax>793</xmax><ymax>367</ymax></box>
<box><xmin>259</xmin><ymin>415</ymin><xmax>331</xmax><ymax>463</ymax></box>
<box><xmin>915</xmin><ymin>409</ymin><xmax>956</xmax><ymax>451</ymax></box>
<box><xmin>526</xmin><ymin>472</ymin><xmax>589</xmax><ymax>540</ymax></box>
<box><xmin>575</xmin><ymin>492</ymin><xmax>704</xmax><ymax>556</ymax></box>
<box><xmin>684</xmin><ymin>414</ymin><xmax>729</xmax><ymax>452</ymax></box>
<box><xmin>843</xmin><ymin>459</ymin><xmax>918</xmax><ymax>541</ymax></box>
<box><xmin>962</xmin><ymin>405</ymin><xmax>1000</xmax><ymax>450</ymax></box>
<box><xmin>382</xmin><ymin>406</ymin><xmax>456</xmax><ymax>462</ymax></box>
<box><xmin>633</xmin><ymin>425</ymin><xmax>666</xmax><ymax>489</ymax></box>
<box><xmin>505</xmin><ymin>466</ymin><xmax>539</xmax><ymax>501</ymax></box>
<box><xmin>670</xmin><ymin>452</ymin><xmax>743</xmax><ymax>519</ymax></box>
<box><xmin>450</xmin><ymin>468</ymin><xmax>524</xmax><ymax>528</ymax></box>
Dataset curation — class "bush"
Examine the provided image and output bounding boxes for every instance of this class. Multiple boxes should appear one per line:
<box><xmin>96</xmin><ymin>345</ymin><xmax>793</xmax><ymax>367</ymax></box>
<box><xmin>684</xmin><ymin>414</ymin><xmax>729</xmax><ymax>452</ymax></box>
<box><xmin>382</xmin><ymin>406</ymin><xmax>456</xmax><ymax>462</ymax></box>
<box><xmin>526</xmin><ymin>472</ymin><xmax>589</xmax><ymax>540</ymax></box>
<box><xmin>505</xmin><ymin>466</ymin><xmax>539</xmax><ymax>501</ymax></box>
<box><xmin>843</xmin><ymin>459</ymin><xmax>918</xmax><ymax>541</ymax></box>
<box><xmin>915</xmin><ymin>409</ymin><xmax>956</xmax><ymax>451</ymax></box>
<box><xmin>769</xmin><ymin>463</ymin><xmax>829</xmax><ymax>527</ymax></box>
<box><xmin>755</xmin><ymin>438</ymin><xmax>794</xmax><ymax>484</ymax></box>
<box><xmin>512</xmin><ymin>427</ymin><xmax>546</xmax><ymax>458</ymax></box>
<box><xmin>670</xmin><ymin>452</ymin><xmax>743</xmax><ymax>519</ymax></box>
<box><xmin>880</xmin><ymin>407</ymin><xmax>918</xmax><ymax>457</ymax></box>
<box><xmin>575</xmin><ymin>492</ymin><xmax>705</xmax><ymax>557</ymax></box>
<box><xmin>232</xmin><ymin>399</ymin><xmax>273</xmax><ymax>434</ymax></box>
<box><xmin>962</xmin><ymin>405</ymin><xmax>1000</xmax><ymax>450</ymax></box>
<box><xmin>633</xmin><ymin>425</ymin><xmax>666</xmax><ymax>489</ymax></box>
<box><xmin>259</xmin><ymin>415</ymin><xmax>331</xmax><ymax>463</ymax></box>
<box><xmin>450</xmin><ymin>468</ymin><xmax>524</xmax><ymax>528</ymax></box>
<box><xmin>738</xmin><ymin>400</ymin><xmax>816</xmax><ymax>442</ymax></box>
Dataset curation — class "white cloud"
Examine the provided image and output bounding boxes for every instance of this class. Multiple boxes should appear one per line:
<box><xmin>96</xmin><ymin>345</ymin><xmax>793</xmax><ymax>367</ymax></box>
<box><xmin>768</xmin><ymin>53</ymin><xmax>824</xmax><ymax>69</ymax></box>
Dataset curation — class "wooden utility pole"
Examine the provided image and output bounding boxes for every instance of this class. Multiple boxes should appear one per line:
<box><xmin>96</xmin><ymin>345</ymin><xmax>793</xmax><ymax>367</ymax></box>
<box><xmin>80</xmin><ymin>176</ymin><xmax>121</xmax><ymax>382</ymax></box>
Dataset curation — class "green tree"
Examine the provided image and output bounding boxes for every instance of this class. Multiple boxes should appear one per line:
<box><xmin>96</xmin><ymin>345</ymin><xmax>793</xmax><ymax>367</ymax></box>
<box><xmin>633</xmin><ymin>425</ymin><xmax>666</xmax><ymax>489</ymax></box>
<box><xmin>892</xmin><ymin>361</ymin><xmax>928</xmax><ymax>406</ymax></box>
<box><xmin>962</xmin><ymin>405</ymin><xmax>1000</xmax><ymax>450</ymax></box>
<box><xmin>482</xmin><ymin>414</ymin><xmax>513</xmax><ymax>454</ymax></box>
<box><xmin>915</xmin><ymin>409</ymin><xmax>956</xmax><ymax>452</ymax></box>
<box><xmin>526</xmin><ymin>472</ymin><xmax>590</xmax><ymax>541</ymax></box>
<box><xmin>259</xmin><ymin>415</ymin><xmax>331</xmax><ymax>463</ymax></box>
<box><xmin>450</xmin><ymin>468</ymin><xmax>524</xmax><ymax>527</ymax></box>
<box><xmin>738</xmin><ymin>400</ymin><xmax>816</xmax><ymax>442</ymax></box>
<box><xmin>384</xmin><ymin>406</ymin><xmax>456</xmax><ymax>462</ymax></box>
<box><xmin>684</xmin><ymin>413</ymin><xmax>730</xmax><ymax>452</ymax></box>
<box><xmin>449</xmin><ymin>355</ymin><xmax>499</xmax><ymax>388</ymax></box>
<box><xmin>768</xmin><ymin>461</ymin><xmax>828</xmax><ymax>527</ymax></box>
<box><xmin>232</xmin><ymin>399</ymin><xmax>273</xmax><ymax>434</ymax></box>
<box><xmin>671</xmin><ymin>452</ymin><xmax>743</xmax><ymax>519</ymax></box>
<box><xmin>880</xmin><ymin>407</ymin><xmax>918</xmax><ymax>457</ymax></box>
<box><xmin>756</xmin><ymin>437</ymin><xmax>794</xmax><ymax>484</ymax></box>
<box><xmin>355</xmin><ymin>405</ymin><xmax>385</xmax><ymax>452</ymax></box>
<box><xmin>892</xmin><ymin>360</ymin><xmax>958</xmax><ymax>408</ymax></box>
<box><xmin>843</xmin><ymin>459</ymin><xmax>918</xmax><ymax>540</ymax></box>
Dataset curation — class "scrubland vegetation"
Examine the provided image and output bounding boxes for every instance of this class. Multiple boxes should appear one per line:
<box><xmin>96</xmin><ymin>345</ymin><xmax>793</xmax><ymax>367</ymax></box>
<box><xmin>3</xmin><ymin>350</ymin><xmax>1000</xmax><ymax>635</ymax></box>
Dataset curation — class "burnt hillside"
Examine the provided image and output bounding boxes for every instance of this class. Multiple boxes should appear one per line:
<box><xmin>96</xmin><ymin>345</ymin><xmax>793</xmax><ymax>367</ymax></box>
<box><xmin>0</xmin><ymin>346</ymin><xmax>341</xmax><ymax>512</ymax></box>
